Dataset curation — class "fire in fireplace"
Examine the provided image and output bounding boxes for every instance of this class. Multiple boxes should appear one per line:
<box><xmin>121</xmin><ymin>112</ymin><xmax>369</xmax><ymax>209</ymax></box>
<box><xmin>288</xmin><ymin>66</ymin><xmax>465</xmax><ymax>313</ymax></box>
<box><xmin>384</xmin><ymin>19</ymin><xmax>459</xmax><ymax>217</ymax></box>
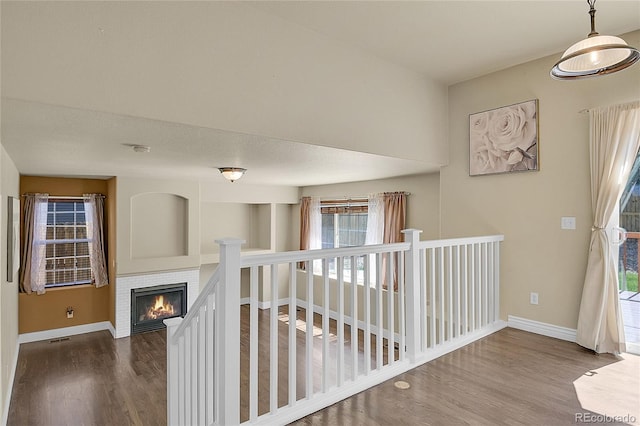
<box><xmin>131</xmin><ymin>283</ymin><xmax>187</xmax><ymax>334</ymax></box>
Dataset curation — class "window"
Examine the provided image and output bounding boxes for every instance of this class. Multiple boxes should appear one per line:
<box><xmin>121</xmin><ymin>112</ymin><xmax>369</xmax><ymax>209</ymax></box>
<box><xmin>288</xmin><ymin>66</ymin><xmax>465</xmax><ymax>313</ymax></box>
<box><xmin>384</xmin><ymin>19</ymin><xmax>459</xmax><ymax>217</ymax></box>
<box><xmin>44</xmin><ymin>200</ymin><xmax>92</xmax><ymax>288</ymax></box>
<box><xmin>317</xmin><ymin>199</ymin><xmax>370</xmax><ymax>283</ymax></box>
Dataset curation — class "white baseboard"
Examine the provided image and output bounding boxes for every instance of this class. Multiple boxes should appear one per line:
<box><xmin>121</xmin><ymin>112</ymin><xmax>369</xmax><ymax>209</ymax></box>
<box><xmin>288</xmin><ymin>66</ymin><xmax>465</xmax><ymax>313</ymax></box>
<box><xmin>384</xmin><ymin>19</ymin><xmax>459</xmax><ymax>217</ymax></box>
<box><xmin>507</xmin><ymin>315</ymin><xmax>577</xmax><ymax>342</ymax></box>
<box><xmin>18</xmin><ymin>321</ymin><xmax>115</xmax><ymax>344</ymax></box>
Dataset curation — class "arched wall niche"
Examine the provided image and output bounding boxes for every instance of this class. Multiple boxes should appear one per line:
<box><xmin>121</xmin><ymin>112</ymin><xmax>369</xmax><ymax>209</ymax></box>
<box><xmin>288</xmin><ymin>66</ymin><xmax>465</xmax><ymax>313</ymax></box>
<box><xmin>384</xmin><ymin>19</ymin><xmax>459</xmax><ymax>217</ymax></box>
<box><xmin>131</xmin><ymin>193</ymin><xmax>188</xmax><ymax>259</ymax></box>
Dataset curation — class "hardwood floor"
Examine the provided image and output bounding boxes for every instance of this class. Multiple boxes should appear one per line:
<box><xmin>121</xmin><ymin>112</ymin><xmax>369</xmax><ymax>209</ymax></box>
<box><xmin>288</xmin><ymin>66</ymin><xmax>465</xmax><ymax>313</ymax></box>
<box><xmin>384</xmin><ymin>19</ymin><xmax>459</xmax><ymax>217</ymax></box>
<box><xmin>8</xmin><ymin>317</ymin><xmax>639</xmax><ymax>426</ymax></box>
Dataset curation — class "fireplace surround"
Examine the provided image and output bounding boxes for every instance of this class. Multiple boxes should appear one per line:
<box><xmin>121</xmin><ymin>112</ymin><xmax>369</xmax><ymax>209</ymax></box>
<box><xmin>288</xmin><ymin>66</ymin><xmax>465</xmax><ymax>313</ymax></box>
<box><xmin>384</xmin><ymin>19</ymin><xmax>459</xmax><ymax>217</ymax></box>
<box><xmin>115</xmin><ymin>269</ymin><xmax>199</xmax><ymax>338</ymax></box>
<box><xmin>131</xmin><ymin>283</ymin><xmax>187</xmax><ymax>334</ymax></box>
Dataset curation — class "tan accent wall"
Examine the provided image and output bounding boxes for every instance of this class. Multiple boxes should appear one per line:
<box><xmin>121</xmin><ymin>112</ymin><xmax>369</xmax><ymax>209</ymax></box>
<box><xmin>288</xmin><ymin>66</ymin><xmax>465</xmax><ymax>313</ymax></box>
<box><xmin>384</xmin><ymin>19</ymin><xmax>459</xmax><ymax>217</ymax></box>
<box><xmin>19</xmin><ymin>176</ymin><xmax>115</xmax><ymax>333</ymax></box>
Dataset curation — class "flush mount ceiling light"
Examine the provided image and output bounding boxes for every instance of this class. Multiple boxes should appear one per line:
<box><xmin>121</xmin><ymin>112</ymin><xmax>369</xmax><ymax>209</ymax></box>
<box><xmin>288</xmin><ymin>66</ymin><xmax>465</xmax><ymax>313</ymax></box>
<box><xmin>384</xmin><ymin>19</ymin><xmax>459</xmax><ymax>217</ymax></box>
<box><xmin>218</xmin><ymin>167</ymin><xmax>246</xmax><ymax>183</ymax></box>
<box><xmin>550</xmin><ymin>0</ymin><xmax>639</xmax><ymax>80</ymax></box>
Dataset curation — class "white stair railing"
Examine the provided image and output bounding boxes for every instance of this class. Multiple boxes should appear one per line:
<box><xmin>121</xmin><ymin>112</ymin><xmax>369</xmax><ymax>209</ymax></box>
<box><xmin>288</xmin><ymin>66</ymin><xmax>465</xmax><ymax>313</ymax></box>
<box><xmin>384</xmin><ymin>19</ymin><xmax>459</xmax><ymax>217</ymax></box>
<box><xmin>165</xmin><ymin>231</ymin><xmax>505</xmax><ymax>425</ymax></box>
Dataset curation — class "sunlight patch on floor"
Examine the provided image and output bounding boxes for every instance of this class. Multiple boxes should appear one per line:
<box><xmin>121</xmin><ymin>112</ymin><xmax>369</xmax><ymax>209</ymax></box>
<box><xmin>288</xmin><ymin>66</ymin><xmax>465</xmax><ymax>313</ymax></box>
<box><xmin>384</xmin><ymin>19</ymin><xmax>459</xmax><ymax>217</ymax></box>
<box><xmin>278</xmin><ymin>311</ymin><xmax>336</xmax><ymax>339</ymax></box>
<box><xmin>573</xmin><ymin>353</ymin><xmax>640</xmax><ymax>425</ymax></box>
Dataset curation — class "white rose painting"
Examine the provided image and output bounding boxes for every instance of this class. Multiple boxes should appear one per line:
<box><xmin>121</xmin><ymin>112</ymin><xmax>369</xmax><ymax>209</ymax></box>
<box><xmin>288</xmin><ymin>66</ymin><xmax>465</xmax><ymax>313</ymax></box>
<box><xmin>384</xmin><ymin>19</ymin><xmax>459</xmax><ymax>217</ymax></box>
<box><xmin>469</xmin><ymin>99</ymin><xmax>539</xmax><ymax>176</ymax></box>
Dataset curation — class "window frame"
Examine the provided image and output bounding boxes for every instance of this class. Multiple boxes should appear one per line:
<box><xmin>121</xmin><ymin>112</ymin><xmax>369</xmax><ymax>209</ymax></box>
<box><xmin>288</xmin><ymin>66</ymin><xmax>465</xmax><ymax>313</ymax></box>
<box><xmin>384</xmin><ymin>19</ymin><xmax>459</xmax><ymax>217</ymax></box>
<box><xmin>44</xmin><ymin>198</ymin><xmax>93</xmax><ymax>289</ymax></box>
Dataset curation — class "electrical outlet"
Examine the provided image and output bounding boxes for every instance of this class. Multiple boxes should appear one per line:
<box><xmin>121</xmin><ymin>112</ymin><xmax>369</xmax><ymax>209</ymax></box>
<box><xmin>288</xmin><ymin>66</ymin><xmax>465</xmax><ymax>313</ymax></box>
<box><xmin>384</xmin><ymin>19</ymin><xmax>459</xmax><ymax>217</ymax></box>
<box><xmin>66</xmin><ymin>307</ymin><xmax>74</xmax><ymax>319</ymax></box>
<box><xmin>530</xmin><ymin>292</ymin><xmax>539</xmax><ymax>305</ymax></box>
<box><xmin>561</xmin><ymin>217</ymin><xmax>576</xmax><ymax>230</ymax></box>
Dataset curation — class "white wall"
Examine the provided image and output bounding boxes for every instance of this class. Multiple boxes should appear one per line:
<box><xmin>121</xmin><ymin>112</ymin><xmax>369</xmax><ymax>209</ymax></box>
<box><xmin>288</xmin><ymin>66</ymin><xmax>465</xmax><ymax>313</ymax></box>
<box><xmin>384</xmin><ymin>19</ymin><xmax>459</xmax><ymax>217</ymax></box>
<box><xmin>441</xmin><ymin>30</ymin><xmax>640</xmax><ymax>329</ymax></box>
<box><xmin>1</xmin><ymin>1</ymin><xmax>448</xmax><ymax>167</ymax></box>
<box><xmin>0</xmin><ymin>146</ymin><xmax>19</xmax><ymax>425</ymax></box>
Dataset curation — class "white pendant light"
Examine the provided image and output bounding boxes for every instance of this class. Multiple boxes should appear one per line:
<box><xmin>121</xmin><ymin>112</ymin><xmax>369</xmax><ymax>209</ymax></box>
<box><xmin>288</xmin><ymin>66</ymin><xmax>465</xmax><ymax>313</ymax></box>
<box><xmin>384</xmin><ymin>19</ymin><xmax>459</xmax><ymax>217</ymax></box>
<box><xmin>550</xmin><ymin>0</ymin><xmax>639</xmax><ymax>80</ymax></box>
<box><xmin>218</xmin><ymin>167</ymin><xmax>246</xmax><ymax>183</ymax></box>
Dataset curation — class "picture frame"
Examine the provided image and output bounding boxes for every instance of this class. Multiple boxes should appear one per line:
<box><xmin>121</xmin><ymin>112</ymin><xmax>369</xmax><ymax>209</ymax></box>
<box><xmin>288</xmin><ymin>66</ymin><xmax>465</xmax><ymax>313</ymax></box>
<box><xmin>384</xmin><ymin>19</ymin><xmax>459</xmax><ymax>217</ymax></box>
<box><xmin>7</xmin><ymin>196</ymin><xmax>20</xmax><ymax>283</ymax></box>
<box><xmin>469</xmin><ymin>99</ymin><xmax>539</xmax><ymax>176</ymax></box>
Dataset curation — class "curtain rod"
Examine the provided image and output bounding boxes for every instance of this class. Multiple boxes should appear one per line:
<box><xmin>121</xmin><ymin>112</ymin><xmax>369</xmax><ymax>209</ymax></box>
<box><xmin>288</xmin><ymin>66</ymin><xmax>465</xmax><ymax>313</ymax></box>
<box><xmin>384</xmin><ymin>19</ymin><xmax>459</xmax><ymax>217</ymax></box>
<box><xmin>22</xmin><ymin>194</ymin><xmax>105</xmax><ymax>199</ymax></box>
<box><xmin>300</xmin><ymin>192</ymin><xmax>411</xmax><ymax>202</ymax></box>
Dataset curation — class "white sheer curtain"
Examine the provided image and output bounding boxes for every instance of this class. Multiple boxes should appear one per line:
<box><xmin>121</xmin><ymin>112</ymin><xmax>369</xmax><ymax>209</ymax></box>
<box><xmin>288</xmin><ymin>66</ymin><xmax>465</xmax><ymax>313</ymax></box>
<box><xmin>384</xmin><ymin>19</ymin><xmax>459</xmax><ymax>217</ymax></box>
<box><xmin>365</xmin><ymin>193</ymin><xmax>384</xmax><ymax>245</ymax></box>
<box><xmin>307</xmin><ymin>196</ymin><xmax>322</xmax><ymax>274</ymax></box>
<box><xmin>30</xmin><ymin>194</ymin><xmax>49</xmax><ymax>295</ymax></box>
<box><xmin>577</xmin><ymin>101</ymin><xmax>640</xmax><ymax>354</ymax></box>
<box><xmin>308</xmin><ymin>196</ymin><xmax>322</xmax><ymax>250</ymax></box>
<box><xmin>84</xmin><ymin>194</ymin><xmax>109</xmax><ymax>287</ymax></box>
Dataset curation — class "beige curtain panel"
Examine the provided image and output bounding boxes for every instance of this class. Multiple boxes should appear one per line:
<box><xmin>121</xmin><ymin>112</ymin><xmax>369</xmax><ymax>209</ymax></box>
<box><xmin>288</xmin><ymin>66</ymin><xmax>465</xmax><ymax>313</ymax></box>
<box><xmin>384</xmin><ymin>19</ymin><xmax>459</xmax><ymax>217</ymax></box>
<box><xmin>382</xmin><ymin>192</ymin><xmax>407</xmax><ymax>291</ymax></box>
<box><xmin>84</xmin><ymin>194</ymin><xmax>109</xmax><ymax>287</ymax></box>
<box><xmin>577</xmin><ymin>101</ymin><xmax>640</xmax><ymax>354</ymax></box>
<box><xmin>19</xmin><ymin>193</ymin><xmax>49</xmax><ymax>294</ymax></box>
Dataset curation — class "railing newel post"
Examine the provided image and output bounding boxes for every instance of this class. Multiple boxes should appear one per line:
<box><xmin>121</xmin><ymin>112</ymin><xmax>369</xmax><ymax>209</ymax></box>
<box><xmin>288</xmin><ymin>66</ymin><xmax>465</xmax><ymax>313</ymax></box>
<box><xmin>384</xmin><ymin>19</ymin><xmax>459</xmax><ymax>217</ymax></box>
<box><xmin>402</xmin><ymin>229</ymin><xmax>422</xmax><ymax>363</ymax></box>
<box><xmin>216</xmin><ymin>238</ymin><xmax>245</xmax><ymax>426</ymax></box>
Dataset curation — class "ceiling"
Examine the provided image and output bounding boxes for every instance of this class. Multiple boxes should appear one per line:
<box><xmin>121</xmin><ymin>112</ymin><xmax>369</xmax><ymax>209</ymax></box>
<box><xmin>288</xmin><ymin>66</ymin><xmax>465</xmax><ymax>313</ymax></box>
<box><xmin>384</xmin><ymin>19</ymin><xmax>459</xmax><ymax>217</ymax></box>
<box><xmin>2</xmin><ymin>1</ymin><xmax>639</xmax><ymax>187</ymax></box>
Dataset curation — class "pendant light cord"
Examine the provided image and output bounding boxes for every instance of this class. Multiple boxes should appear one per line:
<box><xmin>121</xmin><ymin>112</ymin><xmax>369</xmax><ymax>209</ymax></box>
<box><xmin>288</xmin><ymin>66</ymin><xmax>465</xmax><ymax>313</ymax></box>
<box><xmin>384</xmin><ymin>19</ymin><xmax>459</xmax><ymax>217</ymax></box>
<box><xmin>587</xmin><ymin>0</ymin><xmax>599</xmax><ymax>37</ymax></box>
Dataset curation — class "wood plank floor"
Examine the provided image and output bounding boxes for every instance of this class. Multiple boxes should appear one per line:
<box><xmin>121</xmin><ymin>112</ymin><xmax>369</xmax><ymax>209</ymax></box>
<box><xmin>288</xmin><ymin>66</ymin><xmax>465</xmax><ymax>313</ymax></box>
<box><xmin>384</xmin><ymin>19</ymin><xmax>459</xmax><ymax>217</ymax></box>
<box><xmin>8</xmin><ymin>315</ymin><xmax>639</xmax><ymax>426</ymax></box>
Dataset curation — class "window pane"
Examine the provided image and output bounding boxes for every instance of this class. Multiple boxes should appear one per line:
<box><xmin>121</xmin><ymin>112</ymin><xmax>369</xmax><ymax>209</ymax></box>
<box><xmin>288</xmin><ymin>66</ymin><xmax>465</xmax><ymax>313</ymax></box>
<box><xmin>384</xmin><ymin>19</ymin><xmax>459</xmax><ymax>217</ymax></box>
<box><xmin>76</xmin><ymin>269</ymin><xmax>91</xmax><ymax>282</ymax></box>
<box><xmin>321</xmin><ymin>214</ymin><xmax>335</xmax><ymax>249</ymax></box>
<box><xmin>76</xmin><ymin>256</ymin><xmax>90</xmax><ymax>269</ymax></box>
<box><xmin>44</xmin><ymin>200</ymin><xmax>96</xmax><ymax>288</ymax></box>
<box><xmin>56</xmin><ymin>202</ymin><xmax>74</xmax><ymax>212</ymax></box>
<box><xmin>56</xmin><ymin>212</ymin><xmax>74</xmax><ymax>225</ymax></box>
<box><xmin>76</xmin><ymin>227</ymin><xmax>87</xmax><ymax>239</ymax></box>
<box><xmin>76</xmin><ymin>242</ymin><xmax>89</xmax><ymax>256</ymax></box>
<box><xmin>55</xmin><ymin>226</ymin><xmax>75</xmax><ymax>240</ymax></box>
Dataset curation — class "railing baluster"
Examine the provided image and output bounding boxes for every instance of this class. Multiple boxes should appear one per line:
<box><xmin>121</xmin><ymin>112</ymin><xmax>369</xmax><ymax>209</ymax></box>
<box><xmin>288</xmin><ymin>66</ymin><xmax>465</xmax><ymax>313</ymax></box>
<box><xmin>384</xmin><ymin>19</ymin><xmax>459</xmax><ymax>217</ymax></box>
<box><xmin>322</xmin><ymin>258</ymin><xmax>330</xmax><ymax>392</ymax></box>
<box><xmin>447</xmin><ymin>246</ymin><xmax>453</xmax><ymax>342</ymax></box>
<box><xmin>376</xmin><ymin>253</ymin><xmax>383</xmax><ymax>369</ymax></box>
<box><xmin>420</xmin><ymin>248</ymin><xmax>426</xmax><ymax>352</ymax></box>
<box><xmin>206</xmin><ymin>293</ymin><xmax>214</xmax><ymax>425</ymax></box>
<box><xmin>337</xmin><ymin>257</ymin><xmax>345</xmax><ymax>386</ymax></box>
<box><xmin>429</xmin><ymin>248</ymin><xmax>436</xmax><ymax>348</ymax></box>
<box><xmin>454</xmin><ymin>245</ymin><xmax>461</xmax><ymax>339</ymax></box>
<box><xmin>184</xmin><ymin>329</ymin><xmax>191</xmax><ymax>426</ymax></box>
<box><xmin>270</xmin><ymin>264</ymin><xmax>278</xmax><ymax>414</ymax></box>
<box><xmin>483</xmin><ymin>242</ymin><xmax>489</xmax><ymax>327</ymax></box>
<box><xmin>398</xmin><ymin>250</ymin><xmax>406</xmax><ymax>362</ymax></box>
<box><xmin>461</xmin><ymin>245</ymin><xmax>468</xmax><ymax>336</ymax></box>
<box><xmin>363</xmin><ymin>255</ymin><xmax>371</xmax><ymax>375</ymax></box>
<box><xmin>197</xmin><ymin>307</ymin><xmax>206</xmax><ymax>424</ymax></box>
<box><xmin>470</xmin><ymin>243</ymin><xmax>476</xmax><ymax>331</ymax></box>
<box><xmin>386</xmin><ymin>251</ymin><xmax>395</xmax><ymax>364</ymax></box>
<box><xmin>289</xmin><ymin>262</ymin><xmax>297</xmax><ymax>407</ymax></box>
<box><xmin>178</xmin><ymin>334</ymin><xmax>185</xmax><ymax>425</ymax></box>
<box><xmin>438</xmin><ymin>247</ymin><xmax>445</xmax><ymax>345</ymax></box>
<box><xmin>350</xmin><ymin>255</ymin><xmax>358</xmax><ymax>380</ymax></box>
<box><xmin>488</xmin><ymin>242</ymin><xmax>494</xmax><ymax>323</ymax></box>
<box><xmin>249</xmin><ymin>267</ymin><xmax>258</xmax><ymax>421</ymax></box>
<box><xmin>305</xmin><ymin>261</ymin><xmax>314</xmax><ymax>398</ymax></box>
<box><xmin>191</xmin><ymin>323</ymin><xmax>198</xmax><ymax>422</ymax></box>
<box><xmin>494</xmin><ymin>242</ymin><xmax>501</xmax><ymax>323</ymax></box>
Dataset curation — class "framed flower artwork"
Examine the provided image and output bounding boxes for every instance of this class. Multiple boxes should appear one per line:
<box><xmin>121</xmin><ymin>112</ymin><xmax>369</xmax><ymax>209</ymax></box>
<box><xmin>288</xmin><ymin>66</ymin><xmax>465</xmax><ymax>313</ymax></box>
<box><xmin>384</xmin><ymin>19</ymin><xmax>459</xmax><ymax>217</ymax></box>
<box><xmin>469</xmin><ymin>99</ymin><xmax>539</xmax><ymax>176</ymax></box>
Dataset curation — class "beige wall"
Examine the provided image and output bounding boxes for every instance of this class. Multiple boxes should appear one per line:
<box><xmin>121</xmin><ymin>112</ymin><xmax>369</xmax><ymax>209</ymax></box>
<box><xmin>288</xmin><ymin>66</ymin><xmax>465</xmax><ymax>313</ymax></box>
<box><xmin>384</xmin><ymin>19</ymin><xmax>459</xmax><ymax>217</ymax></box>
<box><xmin>0</xmin><ymin>146</ymin><xmax>19</xmax><ymax>423</ymax></box>
<box><xmin>116</xmin><ymin>177</ymin><xmax>200</xmax><ymax>275</ymax></box>
<box><xmin>441</xmin><ymin>30</ymin><xmax>640</xmax><ymax>329</ymax></box>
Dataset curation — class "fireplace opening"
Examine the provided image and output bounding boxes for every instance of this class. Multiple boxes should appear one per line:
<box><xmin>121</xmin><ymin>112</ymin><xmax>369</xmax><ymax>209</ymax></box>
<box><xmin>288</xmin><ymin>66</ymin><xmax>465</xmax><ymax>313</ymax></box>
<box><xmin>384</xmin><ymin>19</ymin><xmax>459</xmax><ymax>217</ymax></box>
<box><xmin>131</xmin><ymin>283</ymin><xmax>187</xmax><ymax>334</ymax></box>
